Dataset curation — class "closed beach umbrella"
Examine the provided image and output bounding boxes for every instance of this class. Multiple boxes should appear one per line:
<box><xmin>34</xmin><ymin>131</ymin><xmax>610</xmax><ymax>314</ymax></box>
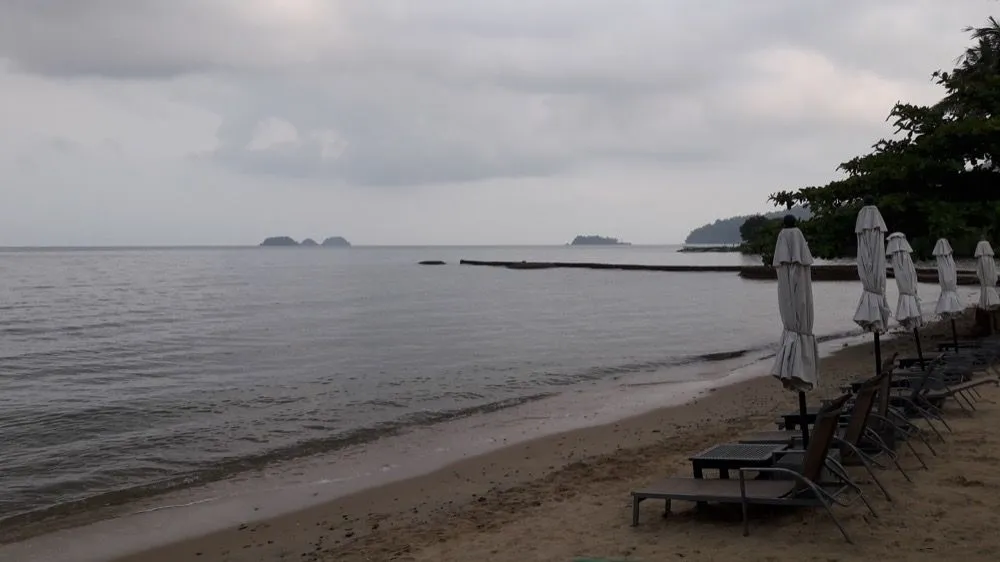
<box><xmin>887</xmin><ymin>232</ymin><xmax>925</xmax><ymax>366</ymax></box>
<box><xmin>934</xmin><ymin>238</ymin><xmax>964</xmax><ymax>349</ymax></box>
<box><xmin>887</xmin><ymin>233</ymin><xmax>923</xmax><ymax>329</ymax></box>
<box><xmin>975</xmin><ymin>239</ymin><xmax>999</xmax><ymax>334</ymax></box>
<box><xmin>974</xmin><ymin>240</ymin><xmax>999</xmax><ymax>310</ymax></box>
<box><xmin>854</xmin><ymin>201</ymin><xmax>891</xmax><ymax>375</ymax></box>
<box><xmin>770</xmin><ymin>215</ymin><xmax>817</xmax><ymax>446</ymax></box>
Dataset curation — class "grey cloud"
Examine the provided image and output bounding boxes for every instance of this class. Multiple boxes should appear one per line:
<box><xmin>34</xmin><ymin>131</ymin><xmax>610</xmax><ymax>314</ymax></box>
<box><xmin>209</xmin><ymin>137</ymin><xmax>570</xmax><ymax>187</ymax></box>
<box><xmin>45</xmin><ymin>137</ymin><xmax>78</xmax><ymax>153</ymax></box>
<box><xmin>0</xmin><ymin>1</ymin><xmax>955</xmax><ymax>80</ymax></box>
<box><xmin>0</xmin><ymin>0</ymin><xmax>993</xmax><ymax>188</ymax></box>
<box><xmin>192</xmin><ymin>66</ymin><xmax>740</xmax><ymax>186</ymax></box>
<box><xmin>0</xmin><ymin>1</ymin><xmax>219</xmax><ymax>77</ymax></box>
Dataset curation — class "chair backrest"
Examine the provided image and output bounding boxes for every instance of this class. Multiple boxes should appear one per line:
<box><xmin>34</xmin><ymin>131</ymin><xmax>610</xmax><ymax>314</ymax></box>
<box><xmin>907</xmin><ymin>353</ymin><xmax>946</xmax><ymax>400</ymax></box>
<box><xmin>876</xmin><ymin>364</ymin><xmax>893</xmax><ymax>416</ymax></box>
<box><xmin>800</xmin><ymin>393</ymin><xmax>851</xmax><ymax>483</ymax></box>
<box><xmin>875</xmin><ymin>358</ymin><xmax>899</xmax><ymax>416</ymax></box>
<box><xmin>842</xmin><ymin>371</ymin><xmax>886</xmax><ymax>445</ymax></box>
<box><xmin>881</xmin><ymin>352</ymin><xmax>899</xmax><ymax>377</ymax></box>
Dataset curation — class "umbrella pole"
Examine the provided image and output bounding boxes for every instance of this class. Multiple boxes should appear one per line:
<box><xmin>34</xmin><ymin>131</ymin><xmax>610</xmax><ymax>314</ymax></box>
<box><xmin>951</xmin><ymin>319</ymin><xmax>960</xmax><ymax>352</ymax></box>
<box><xmin>873</xmin><ymin>331</ymin><xmax>882</xmax><ymax>376</ymax></box>
<box><xmin>798</xmin><ymin>391</ymin><xmax>809</xmax><ymax>448</ymax></box>
<box><xmin>913</xmin><ymin>327</ymin><xmax>925</xmax><ymax>370</ymax></box>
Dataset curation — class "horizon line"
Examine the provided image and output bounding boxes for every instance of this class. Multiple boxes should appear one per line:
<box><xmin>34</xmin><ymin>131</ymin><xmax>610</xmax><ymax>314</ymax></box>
<box><xmin>0</xmin><ymin>243</ymin><xmax>690</xmax><ymax>249</ymax></box>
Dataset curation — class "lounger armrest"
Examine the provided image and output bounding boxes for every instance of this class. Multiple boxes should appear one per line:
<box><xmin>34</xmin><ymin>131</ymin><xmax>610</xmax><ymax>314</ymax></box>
<box><xmin>861</xmin><ymin>426</ymin><xmax>897</xmax><ymax>460</ymax></box>
<box><xmin>776</xmin><ymin>448</ymin><xmax>805</xmax><ymax>455</ymax></box>
<box><xmin>897</xmin><ymin>357</ymin><xmax>929</xmax><ymax>369</ymax></box>
<box><xmin>738</xmin><ymin>467</ymin><xmax>834</xmax><ymax>504</ymax></box>
<box><xmin>832</xmin><ymin>436</ymin><xmax>889</xmax><ymax>474</ymax></box>
<box><xmin>869</xmin><ymin>412</ymin><xmax>916</xmax><ymax>438</ymax></box>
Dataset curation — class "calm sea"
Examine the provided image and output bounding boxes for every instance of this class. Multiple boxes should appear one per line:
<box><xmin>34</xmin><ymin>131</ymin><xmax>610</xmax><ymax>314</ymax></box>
<box><xmin>0</xmin><ymin>245</ymin><xmax>963</xmax><ymax>525</ymax></box>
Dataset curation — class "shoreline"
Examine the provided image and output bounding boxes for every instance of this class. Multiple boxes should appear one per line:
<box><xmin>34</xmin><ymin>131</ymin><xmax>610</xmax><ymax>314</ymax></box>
<box><xmin>0</xmin><ymin>344</ymin><xmax>780</xmax><ymax>542</ymax></box>
<box><xmin>0</xmin><ymin>327</ymin><xmax>866</xmax><ymax>547</ymax></box>
<box><xmin>0</xmin><ymin>345</ymin><xmax>791</xmax><ymax>560</ymax></box>
<box><xmin>0</xmin><ymin>313</ymin><xmax>972</xmax><ymax>562</ymax></box>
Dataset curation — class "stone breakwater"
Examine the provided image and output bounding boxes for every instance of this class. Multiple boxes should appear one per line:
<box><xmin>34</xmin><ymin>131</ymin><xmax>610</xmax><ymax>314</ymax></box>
<box><xmin>458</xmin><ymin>259</ymin><xmax>980</xmax><ymax>285</ymax></box>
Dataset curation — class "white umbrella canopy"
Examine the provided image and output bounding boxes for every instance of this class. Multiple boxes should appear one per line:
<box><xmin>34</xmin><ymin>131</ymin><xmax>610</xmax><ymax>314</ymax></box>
<box><xmin>854</xmin><ymin>205</ymin><xmax>892</xmax><ymax>333</ymax></box>
<box><xmin>974</xmin><ymin>240</ymin><xmax>1000</xmax><ymax>310</ymax></box>
<box><xmin>934</xmin><ymin>238</ymin><xmax>964</xmax><ymax>318</ymax></box>
<box><xmin>886</xmin><ymin>232</ymin><xmax>923</xmax><ymax>329</ymax></box>
<box><xmin>770</xmin><ymin>225</ymin><xmax>818</xmax><ymax>392</ymax></box>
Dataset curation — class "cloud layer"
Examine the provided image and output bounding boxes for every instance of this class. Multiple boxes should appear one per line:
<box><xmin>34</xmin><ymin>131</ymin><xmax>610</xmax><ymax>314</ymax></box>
<box><xmin>0</xmin><ymin>1</ymin><xmax>994</xmax><ymax>244</ymax></box>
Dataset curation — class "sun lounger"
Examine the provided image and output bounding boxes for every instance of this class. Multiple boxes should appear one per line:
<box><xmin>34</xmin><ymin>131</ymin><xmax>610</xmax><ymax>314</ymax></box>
<box><xmin>741</xmin><ymin>372</ymin><xmax>903</xmax><ymax>499</ymax></box>
<box><xmin>750</xmin><ymin>373</ymin><xmax>884</xmax><ymax>445</ymax></box>
<box><xmin>772</xmin><ymin>363</ymin><xmax>935</xmax><ymax>466</ymax></box>
<box><xmin>922</xmin><ymin>374</ymin><xmax>998</xmax><ymax>412</ymax></box>
<box><xmin>872</xmin><ymin>360</ymin><xmax>951</xmax><ymax>447</ymax></box>
<box><xmin>891</xmin><ymin>353</ymin><xmax>998</xmax><ymax>420</ymax></box>
<box><xmin>631</xmin><ymin>394</ymin><xmax>876</xmax><ymax>543</ymax></box>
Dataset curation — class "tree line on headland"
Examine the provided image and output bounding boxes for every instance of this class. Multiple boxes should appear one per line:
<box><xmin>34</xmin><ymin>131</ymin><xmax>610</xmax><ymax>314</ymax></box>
<box><xmin>737</xmin><ymin>17</ymin><xmax>1000</xmax><ymax>264</ymax></box>
<box><xmin>684</xmin><ymin>206</ymin><xmax>810</xmax><ymax>245</ymax></box>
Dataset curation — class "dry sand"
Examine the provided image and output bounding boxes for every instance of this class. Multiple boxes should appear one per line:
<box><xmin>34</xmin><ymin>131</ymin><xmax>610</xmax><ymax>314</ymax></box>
<box><xmin>92</xmin><ymin>313</ymin><xmax>1000</xmax><ymax>562</ymax></box>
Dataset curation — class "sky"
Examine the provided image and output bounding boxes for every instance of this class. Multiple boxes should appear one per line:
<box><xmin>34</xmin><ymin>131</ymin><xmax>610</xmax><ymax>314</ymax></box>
<box><xmin>0</xmin><ymin>1</ymin><xmax>995</xmax><ymax>246</ymax></box>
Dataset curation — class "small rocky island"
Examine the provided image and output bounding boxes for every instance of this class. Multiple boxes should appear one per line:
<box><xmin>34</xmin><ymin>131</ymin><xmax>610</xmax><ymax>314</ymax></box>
<box><xmin>259</xmin><ymin>236</ymin><xmax>352</xmax><ymax>247</ymax></box>
<box><xmin>260</xmin><ymin>236</ymin><xmax>300</xmax><ymax>247</ymax></box>
<box><xmin>569</xmin><ymin>235</ymin><xmax>630</xmax><ymax>246</ymax></box>
<box><xmin>321</xmin><ymin>236</ymin><xmax>351</xmax><ymax>247</ymax></box>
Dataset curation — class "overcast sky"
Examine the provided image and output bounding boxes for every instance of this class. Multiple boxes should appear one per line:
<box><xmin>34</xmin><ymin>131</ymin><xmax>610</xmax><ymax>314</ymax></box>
<box><xmin>0</xmin><ymin>1</ymin><xmax>993</xmax><ymax>246</ymax></box>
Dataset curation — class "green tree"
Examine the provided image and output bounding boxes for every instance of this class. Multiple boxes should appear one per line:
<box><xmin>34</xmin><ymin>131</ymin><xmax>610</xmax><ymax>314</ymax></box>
<box><xmin>739</xmin><ymin>214</ymin><xmax>770</xmax><ymax>243</ymax></box>
<box><xmin>739</xmin><ymin>216</ymin><xmax>783</xmax><ymax>265</ymax></box>
<box><xmin>769</xmin><ymin>18</ymin><xmax>1000</xmax><ymax>259</ymax></box>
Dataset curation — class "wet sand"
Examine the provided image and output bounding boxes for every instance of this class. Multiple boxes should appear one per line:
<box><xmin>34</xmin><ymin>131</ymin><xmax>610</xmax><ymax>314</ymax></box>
<box><xmin>3</xmin><ymin>313</ymin><xmax>993</xmax><ymax>561</ymax></box>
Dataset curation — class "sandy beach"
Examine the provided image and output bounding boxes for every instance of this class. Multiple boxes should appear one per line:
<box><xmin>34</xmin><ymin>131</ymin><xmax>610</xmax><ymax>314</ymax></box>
<box><xmin>3</xmin><ymin>312</ymin><xmax>996</xmax><ymax>562</ymax></box>
<box><xmin>47</xmin><ymin>312</ymin><xmax>989</xmax><ymax>562</ymax></box>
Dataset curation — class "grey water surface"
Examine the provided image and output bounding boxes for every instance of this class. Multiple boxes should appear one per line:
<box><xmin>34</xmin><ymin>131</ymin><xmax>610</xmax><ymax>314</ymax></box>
<box><xmin>0</xmin><ymin>245</ymin><xmax>930</xmax><ymax>523</ymax></box>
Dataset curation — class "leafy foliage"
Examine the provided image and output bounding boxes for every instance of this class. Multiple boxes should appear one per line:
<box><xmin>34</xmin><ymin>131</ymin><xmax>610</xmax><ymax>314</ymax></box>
<box><xmin>739</xmin><ymin>215</ymin><xmax>771</xmax><ymax>244</ymax></box>
<box><xmin>768</xmin><ymin>17</ymin><xmax>1000</xmax><ymax>259</ymax></box>
<box><xmin>739</xmin><ymin>216</ymin><xmax>783</xmax><ymax>265</ymax></box>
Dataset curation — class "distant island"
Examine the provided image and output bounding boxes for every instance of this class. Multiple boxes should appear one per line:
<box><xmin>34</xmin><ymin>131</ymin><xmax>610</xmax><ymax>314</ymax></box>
<box><xmin>684</xmin><ymin>206</ymin><xmax>811</xmax><ymax>245</ymax></box>
<box><xmin>321</xmin><ymin>236</ymin><xmax>351</xmax><ymax>247</ymax></box>
<box><xmin>570</xmin><ymin>235</ymin><xmax>631</xmax><ymax>246</ymax></box>
<box><xmin>259</xmin><ymin>236</ymin><xmax>352</xmax><ymax>247</ymax></box>
<box><xmin>260</xmin><ymin>236</ymin><xmax>300</xmax><ymax>247</ymax></box>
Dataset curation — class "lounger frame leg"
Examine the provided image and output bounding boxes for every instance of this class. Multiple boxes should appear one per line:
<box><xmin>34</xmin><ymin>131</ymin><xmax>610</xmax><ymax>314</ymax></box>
<box><xmin>904</xmin><ymin>438</ymin><xmax>929</xmax><ymax>470</ymax></box>
<box><xmin>743</xmin><ymin>468</ymin><xmax>855</xmax><ymax>544</ymax></box>
<box><xmin>875</xmin><ymin>411</ymin><xmax>935</xmax><ymax>456</ymax></box>
<box><xmin>897</xmin><ymin>403</ymin><xmax>948</xmax><ymax>441</ymax></box>
<box><xmin>958</xmin><ymin>391</ymin><xmax>977</xmax><ymax>412</ymax></box>
<box><xmin>739</xmin><ymin>475</ymin><xmax>750</xmax><ymax>537</ymax></box>
<box><xmin>837</xmin><ymin>439</ymin><xmax>893</xmax><ymax>501</ymax></box>
<box><xmin>631</xmin><ymin>496</ymin><xmax>642</xmax><ymax>526</ymax></box>
<box><xmin>819</xmin><ymin>499</ymin><xmax>853</xmax><ymax>544</ymax></box>
<box><xmin>863</xmin><ymin>427</ymin><xmax>916</xmax><ymax>482</ymax></box>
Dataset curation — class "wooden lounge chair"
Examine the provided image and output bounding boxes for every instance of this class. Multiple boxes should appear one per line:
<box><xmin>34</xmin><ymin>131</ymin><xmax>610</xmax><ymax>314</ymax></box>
<box><xmin>630</xmin><ymin>395</ymin><xmax>875</xmax><ymax>543</ymax></box>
